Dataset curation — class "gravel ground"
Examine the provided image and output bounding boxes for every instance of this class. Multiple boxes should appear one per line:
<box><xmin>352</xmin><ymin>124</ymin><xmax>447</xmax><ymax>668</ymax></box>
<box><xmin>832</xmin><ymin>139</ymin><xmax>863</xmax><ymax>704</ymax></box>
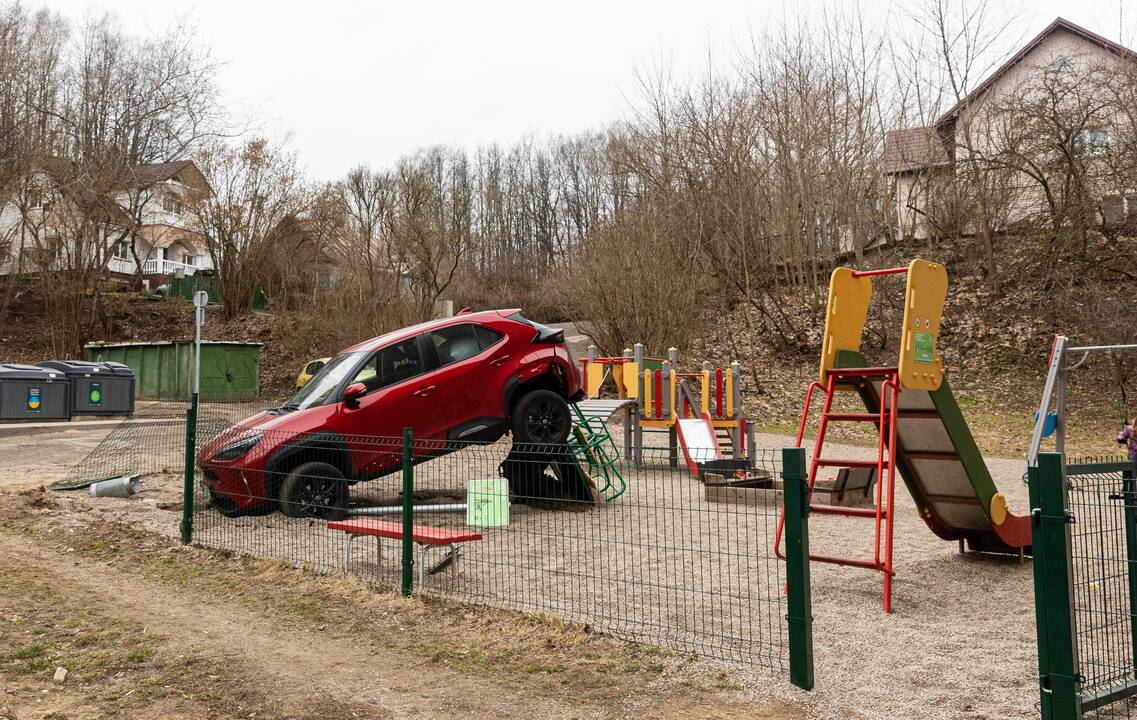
<box><xmin>29</xmin><ymin>421</ymin><xmax>1046</xmax><ymax>719</ymax></box>
<box><xmin>756</xmin><ymin>431</ymin><xmax>1038</xmax><ymax>720</ymax></box>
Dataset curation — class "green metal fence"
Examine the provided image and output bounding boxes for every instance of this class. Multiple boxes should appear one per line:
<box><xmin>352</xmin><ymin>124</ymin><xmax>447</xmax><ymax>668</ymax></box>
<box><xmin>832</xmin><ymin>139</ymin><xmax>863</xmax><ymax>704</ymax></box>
<box><xmin>171</xmin><ymin>403</ymin><xmax>815</xmax><ymax>688</ymax></box>
<box><xmin>1031</xmin><ymin>453</ymin><xmax>1137</xmax><ymax>718</ymax></box>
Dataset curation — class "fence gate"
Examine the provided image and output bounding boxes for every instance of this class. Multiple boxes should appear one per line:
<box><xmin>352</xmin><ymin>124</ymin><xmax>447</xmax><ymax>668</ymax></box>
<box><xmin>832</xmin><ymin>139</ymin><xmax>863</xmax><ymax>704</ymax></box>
<box><xmin>1031</xmin><ymin>453</ymin><xmax>1137</xmax><ymax>718</ymax></box>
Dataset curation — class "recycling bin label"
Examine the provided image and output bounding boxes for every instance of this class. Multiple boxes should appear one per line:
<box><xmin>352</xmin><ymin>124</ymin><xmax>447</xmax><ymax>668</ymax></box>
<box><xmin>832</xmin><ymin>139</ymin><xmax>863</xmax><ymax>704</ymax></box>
<box><xmin>88</xmin><ymin>382</ymin><xmax>103</xmax><ymax>407</ymax></box>
<box><xmin>27</xmin><ymin>386</ymin><xmax>41</xmax><ymax>412</ymax></box>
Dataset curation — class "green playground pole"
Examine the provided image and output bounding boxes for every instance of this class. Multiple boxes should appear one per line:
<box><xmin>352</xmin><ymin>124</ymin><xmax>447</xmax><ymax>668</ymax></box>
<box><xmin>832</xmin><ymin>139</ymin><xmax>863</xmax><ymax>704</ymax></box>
<box><xmin>1124</xmin><ymin>466</ymin><xmax>1137</xmax><ymax>679</ymax></box>
<box><xmin>782</xmin><ymin>447</ymin><xmax>814</xmax><ymax>691</ymax></box>
<box><xmin>401</xmin><ymin>427</ymin><xmax>414</xmax><ymax>596</ymax></box>
<box><xmin>1030</xmin><ymin>452</ymin><xmax>1080</xmax><ymax>719</ymax></box>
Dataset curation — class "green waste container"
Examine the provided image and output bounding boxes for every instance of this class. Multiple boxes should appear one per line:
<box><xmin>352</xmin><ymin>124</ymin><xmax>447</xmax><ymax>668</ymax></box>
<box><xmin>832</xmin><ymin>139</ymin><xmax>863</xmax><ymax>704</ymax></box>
<box><xmin>37</xmin><ymin>361</ymin><xmax>136</xmax><ymax>416</ymax></box>
<box><xmin>84</xmin><ymin>341</ymin><xmax>262</xmax><ymax>401</ymax></box>
<box><xmin>0</xmin><ymin>364</ymin><xmax>70</xmax><ymax>420</ymax></box>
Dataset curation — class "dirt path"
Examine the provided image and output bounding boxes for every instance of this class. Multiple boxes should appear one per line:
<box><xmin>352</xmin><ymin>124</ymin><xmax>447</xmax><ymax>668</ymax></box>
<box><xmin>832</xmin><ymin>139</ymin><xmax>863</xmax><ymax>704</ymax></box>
<box><xmin>0</xmin><ymin>529</ymin><xmax>598</xmax><ymax>720</ymax></box>
<box><xmin>0</xmin><ymin>512</ymin><xmax>798</xmax><ymax>720</ymax></box>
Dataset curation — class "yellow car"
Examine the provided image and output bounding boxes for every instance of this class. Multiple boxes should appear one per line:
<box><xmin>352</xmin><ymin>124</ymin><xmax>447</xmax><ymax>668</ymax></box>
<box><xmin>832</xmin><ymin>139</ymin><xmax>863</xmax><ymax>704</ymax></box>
<box><xmin>295</xmin><ymin>357</ymin><xmax>330</xmax><ymax>389</ymax></box>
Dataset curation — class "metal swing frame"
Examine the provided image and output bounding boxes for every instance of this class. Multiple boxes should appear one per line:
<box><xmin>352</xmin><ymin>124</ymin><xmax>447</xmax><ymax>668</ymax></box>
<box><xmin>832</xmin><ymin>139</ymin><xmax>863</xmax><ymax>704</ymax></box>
<box><xmin>1028</xmin><ymin>335</ymin><xmax>1137</xmax><ymax>467</ymax></box>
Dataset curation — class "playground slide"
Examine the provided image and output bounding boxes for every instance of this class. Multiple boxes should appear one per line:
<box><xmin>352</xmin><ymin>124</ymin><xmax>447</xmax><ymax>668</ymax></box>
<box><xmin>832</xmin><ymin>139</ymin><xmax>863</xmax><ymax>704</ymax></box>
<box><xmin>836</xmin><ymin>350</ymin><xmax>1031</xmax><ymax>555</ymax></box>
<box><xmin>675</xmin><ymin>412</ymin><xmax>724</xmax><ymax>476</ymax></box>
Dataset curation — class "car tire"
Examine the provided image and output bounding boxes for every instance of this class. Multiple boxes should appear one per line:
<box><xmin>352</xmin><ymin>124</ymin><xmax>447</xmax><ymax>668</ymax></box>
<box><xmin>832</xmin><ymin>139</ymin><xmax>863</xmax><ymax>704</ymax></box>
<box><xmin>278</xmin><ymin>461</ymin><xmax>349</xmax><ymax>520</ymax></box>
<box><xmin>511</xmin><ymin>389</ymin><xmax>572</xmax><ymax>445</ymax></box>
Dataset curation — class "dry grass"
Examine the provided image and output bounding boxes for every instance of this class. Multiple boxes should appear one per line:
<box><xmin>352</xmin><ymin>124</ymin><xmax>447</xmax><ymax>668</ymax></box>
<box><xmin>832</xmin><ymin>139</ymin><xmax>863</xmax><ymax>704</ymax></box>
<box><xmin>0</xmin><ymin>491</ymin><xmax>801</xmax><ymax>719</ymax></box>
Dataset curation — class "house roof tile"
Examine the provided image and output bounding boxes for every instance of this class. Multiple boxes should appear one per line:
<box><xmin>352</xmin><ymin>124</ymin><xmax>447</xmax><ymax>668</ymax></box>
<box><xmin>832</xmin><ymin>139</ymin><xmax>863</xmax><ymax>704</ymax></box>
<box><xmin>883</xmin><ymin>127</ymin><xmax>950</xmax><ymax>174</ymax></box>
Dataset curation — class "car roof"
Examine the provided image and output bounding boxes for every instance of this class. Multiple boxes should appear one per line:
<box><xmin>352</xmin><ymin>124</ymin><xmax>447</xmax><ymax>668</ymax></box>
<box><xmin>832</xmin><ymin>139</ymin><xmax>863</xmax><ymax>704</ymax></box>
<box><xmin>338</xmin><ymin>309</ymin><xmax>520</xmax><ymax>355</ymax></box>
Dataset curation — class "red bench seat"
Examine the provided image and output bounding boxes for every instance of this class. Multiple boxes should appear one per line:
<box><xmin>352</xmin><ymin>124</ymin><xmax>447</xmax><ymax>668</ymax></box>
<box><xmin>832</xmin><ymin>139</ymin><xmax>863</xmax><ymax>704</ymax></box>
<box><xmin>327</xmin><ymin>518</ymin><xmax>483</xmax><ymax>588</ymax></box>
<box><xmin>327</xmin><ymin>518</ymin><xmax>482</xmax><ymax>545</ymax></box>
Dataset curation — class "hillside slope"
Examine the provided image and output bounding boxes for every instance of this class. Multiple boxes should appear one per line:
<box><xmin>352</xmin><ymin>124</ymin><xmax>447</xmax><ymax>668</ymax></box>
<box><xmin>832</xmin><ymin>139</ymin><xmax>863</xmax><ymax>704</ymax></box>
<box><xmin>686</xmin><ymin>248</ymin><xmax>1134</xmax><ymax>459</ymax></box>
<box><xmin>1</xmin><ymin>248</ymin><xmax>1132</xmax><ymax>459</ymax></box>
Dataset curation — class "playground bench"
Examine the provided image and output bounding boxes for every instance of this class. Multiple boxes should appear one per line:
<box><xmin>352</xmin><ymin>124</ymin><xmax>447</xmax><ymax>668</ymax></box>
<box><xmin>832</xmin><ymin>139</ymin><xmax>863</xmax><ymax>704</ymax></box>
<box><xmin>327</xmin><ymin>518</ymin><xmax>483</xmax><ymax>589</ymax></box>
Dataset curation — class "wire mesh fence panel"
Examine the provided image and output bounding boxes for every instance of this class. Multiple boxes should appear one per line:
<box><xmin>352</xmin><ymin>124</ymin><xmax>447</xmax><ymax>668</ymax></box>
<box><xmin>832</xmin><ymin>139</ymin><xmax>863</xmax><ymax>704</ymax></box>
<box><xmin>57</xmin><ymin>393</ymin><xmax>288</xmax><ymax>491</ymax></box>
<box><xmin>1066</xmin><ymin>459</ymin><xmax>1137</xmax><ymax>719</ymax></box>
<box><xmin>189</xmin><ymin>422</ymin><xmax>790</xmax><ymax>669</ymax></box>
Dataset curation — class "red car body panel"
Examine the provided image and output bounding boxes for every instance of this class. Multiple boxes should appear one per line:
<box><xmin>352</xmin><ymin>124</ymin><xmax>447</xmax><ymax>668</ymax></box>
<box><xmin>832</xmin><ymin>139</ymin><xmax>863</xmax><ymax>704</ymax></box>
<box><xmin>197</xmin><ymin>310</ymin><xmax>580</xmax><ymax>515</ymax></box>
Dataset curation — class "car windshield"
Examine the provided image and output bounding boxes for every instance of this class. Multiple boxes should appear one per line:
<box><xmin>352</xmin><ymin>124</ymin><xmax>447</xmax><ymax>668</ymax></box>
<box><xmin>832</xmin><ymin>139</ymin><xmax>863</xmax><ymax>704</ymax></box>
<box><xmin>286</xmin><ymin>351</ymin><xmax>367</xmax><ymax>410</ymax></box>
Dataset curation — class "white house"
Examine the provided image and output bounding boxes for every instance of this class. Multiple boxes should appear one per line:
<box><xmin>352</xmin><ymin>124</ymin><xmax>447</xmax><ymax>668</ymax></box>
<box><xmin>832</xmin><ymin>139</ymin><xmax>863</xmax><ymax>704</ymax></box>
<box><xmin>883</xmin><ymin>17</ymin><xmax>1136</xmax><ymax>240</ymax></box>
<box><xmin>0</xmin><ymin>158</ymin><xmax>214</xmax><ymax>285</ymax></box>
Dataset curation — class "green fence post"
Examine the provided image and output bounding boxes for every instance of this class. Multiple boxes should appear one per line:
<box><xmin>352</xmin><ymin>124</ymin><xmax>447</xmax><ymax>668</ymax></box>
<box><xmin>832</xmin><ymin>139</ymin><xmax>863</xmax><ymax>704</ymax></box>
<box><xmin>1030</xmin><ymin>452</ymin><xmax>1081</xmax><ymax>719</ymax></box>
<box><xmin>782</xmin><ymin>446</ymin><xmax>814</xmax><ymax>691</ymax></box>
<box><xmin>401</xmin><ymin>427</ymin><xmax>414</xmax><ymax>596</ymax></box>
<box><xmin>1123</xmin><ymin>466</ymin><xmax>1137</xmax><ymax>679</ymax></box>
<box><xmin>180</xmin><ymin>392</ymin><xmax>198</xmax><ymax>545</ymax></box>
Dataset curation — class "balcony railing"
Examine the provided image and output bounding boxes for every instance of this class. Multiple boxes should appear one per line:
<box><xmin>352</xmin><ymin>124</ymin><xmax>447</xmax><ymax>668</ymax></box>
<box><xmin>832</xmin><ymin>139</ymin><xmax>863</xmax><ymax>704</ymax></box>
<box><xmin>142</xmin><ymin>258</ymin><xmax>200</xmax><ymax>276</ymax></box>
<box><xmin>106</xmin><ymin>256</ymin><xmax>137</xmax><ymax>275</ymax></box>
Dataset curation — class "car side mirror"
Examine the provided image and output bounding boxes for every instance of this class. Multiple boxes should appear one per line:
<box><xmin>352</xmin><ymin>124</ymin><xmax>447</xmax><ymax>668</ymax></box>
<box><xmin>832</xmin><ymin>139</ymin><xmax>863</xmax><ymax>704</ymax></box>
<box><xmin>343</xmin><ymin>382</ymin><xmax>368</xmax><ymax>407</ymax></box>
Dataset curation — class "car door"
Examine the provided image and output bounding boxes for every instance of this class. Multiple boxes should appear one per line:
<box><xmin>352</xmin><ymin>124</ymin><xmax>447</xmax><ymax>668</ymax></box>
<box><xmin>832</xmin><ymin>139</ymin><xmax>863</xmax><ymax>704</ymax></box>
<box><xmin>330</xmin><ymin>335</ymin><xmax>445</xmax><ymax>477</ymax></box>
<box><xmin>427</xmin><ymin>322</ymin><xmax>509</xmax><ymax>440</ymax></box>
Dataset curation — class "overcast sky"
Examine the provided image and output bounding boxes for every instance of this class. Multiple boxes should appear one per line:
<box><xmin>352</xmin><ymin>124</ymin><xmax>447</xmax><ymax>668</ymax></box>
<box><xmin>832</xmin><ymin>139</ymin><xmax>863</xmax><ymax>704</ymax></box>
<box><xmin>44</xmin><ymin>0</ymin><xmax>1137</xmax><ymax>180</ymax></box>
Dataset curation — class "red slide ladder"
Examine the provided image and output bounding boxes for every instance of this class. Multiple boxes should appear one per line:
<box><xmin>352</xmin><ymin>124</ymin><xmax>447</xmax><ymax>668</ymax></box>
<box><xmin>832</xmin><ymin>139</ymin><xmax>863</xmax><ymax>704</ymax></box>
<box><xmin>775</xmin><ymin>365</ymin><xmax>902</xmax><ymax>612</ymax></box>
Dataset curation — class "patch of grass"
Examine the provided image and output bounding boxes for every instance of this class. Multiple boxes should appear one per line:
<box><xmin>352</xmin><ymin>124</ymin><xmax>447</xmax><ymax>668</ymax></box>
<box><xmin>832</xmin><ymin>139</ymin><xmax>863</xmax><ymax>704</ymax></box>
<box><xmin>288</xmin><ymin>598</ymin><xmax>323</xmax><ymax>620</ymax></box>
<box><xmin>9</xmin><ymin>641</ymin><xmax>47</xmax><ymax>660</ymax></box>
<box><xmin>82</xmin><ymin>540</ymin><xmax>114</xmax><ymax>558</ymax></box>
<box><xmin>125</xmin><ymin>646</ymin><xmax>154</xmax><ymax>663</ymax></box>
<box><xmin>73</xmin><ymin>633</ymin><xmax>99</xmax><ymax>647</ymax></box>
<box><xmin>757</xmin><ymin>422</ymin><xmax>798</xmax><ymax>435</ymax></box>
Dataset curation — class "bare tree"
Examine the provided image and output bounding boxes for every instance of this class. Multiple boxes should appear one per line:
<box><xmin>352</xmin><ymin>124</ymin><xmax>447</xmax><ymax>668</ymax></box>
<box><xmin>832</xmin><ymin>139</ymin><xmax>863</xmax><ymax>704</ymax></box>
<box><xmin>192</xmin><ymin>138</ymin><xmax>305</xmax><ymax>318</ymax></box>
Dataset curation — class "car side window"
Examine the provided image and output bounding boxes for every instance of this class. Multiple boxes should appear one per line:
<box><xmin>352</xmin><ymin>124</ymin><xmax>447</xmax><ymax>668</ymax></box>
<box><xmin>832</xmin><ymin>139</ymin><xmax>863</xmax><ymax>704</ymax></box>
<box><xmin>474</xmin><ymin>325</ymin><xmax>504</xmax><ymax>351</ymax></box>
<box><xmin>350</xmin><ymin>338</ymin><xmax>424</xmax><ymax>390</ymax></box>
<box><xmin>431</xmin><ymin>324</ymin><xmax>484</xmax><ymax>367</ymax></box>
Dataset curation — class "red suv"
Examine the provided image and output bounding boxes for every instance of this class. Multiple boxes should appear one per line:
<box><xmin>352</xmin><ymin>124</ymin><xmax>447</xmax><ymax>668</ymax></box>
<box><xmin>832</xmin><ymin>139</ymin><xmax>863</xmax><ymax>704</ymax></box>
<box><xmin>197</xmin><ymin>310</ymin><xmax>582</xmax><ymax>518</ymax></box>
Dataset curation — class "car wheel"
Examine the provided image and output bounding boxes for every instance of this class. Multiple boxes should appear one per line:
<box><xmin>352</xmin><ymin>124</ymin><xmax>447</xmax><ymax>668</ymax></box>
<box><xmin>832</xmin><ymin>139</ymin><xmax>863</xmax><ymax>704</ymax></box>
<box><xmin>278</xmin><ymin>461</ymin><xmax>349</xmax><ymax>520</ymax></box>
<box><xmin>512</xmin><ymin>389</ymin><xmax>572</xmax><ymax>445</ymax></box>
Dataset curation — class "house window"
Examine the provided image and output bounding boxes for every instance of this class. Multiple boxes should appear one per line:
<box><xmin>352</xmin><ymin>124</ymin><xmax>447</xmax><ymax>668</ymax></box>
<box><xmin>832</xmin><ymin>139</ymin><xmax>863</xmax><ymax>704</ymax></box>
<box><xmin>114</xmin><ymin>240</ymin><xmax>132</xmax><ymax>260</ymax></box>
<box><xmin>1075</xmin><ymin>128</ymin><xmax>1110</xmax><ymax>156</ymax></box>
<box><xmin>162</xmin><ymin>195</ymin><xmax>183</xmax><ymax>214</ymax></box>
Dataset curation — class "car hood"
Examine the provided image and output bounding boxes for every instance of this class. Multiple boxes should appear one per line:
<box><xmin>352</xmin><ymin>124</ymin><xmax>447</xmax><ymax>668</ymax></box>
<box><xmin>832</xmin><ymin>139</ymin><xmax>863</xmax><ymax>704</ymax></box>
<box><xmin>197</xmin><ymin>407</ymin><xmax>320</xmax><ymax>461</ymax></box>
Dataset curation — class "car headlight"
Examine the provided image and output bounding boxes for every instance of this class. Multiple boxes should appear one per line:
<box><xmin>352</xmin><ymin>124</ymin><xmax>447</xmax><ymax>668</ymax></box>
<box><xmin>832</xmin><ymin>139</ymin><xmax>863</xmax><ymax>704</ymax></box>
<box><xmin>212</xmin><ymin>433</ymin><xmax>263</xmax><ymax>461</ymax></box>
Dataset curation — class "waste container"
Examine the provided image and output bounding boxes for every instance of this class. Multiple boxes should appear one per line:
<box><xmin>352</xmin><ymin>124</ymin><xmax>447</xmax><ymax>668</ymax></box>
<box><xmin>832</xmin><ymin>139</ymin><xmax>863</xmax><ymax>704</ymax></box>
<box><xmin>37</xmin><ymin>360</ymin><xmax>135</xmax><ymax>416</ymax></box>
<box><xmin>0</xmin><ymin>364</ymin><xmax>70</xmax><ymax>421</ymax></box>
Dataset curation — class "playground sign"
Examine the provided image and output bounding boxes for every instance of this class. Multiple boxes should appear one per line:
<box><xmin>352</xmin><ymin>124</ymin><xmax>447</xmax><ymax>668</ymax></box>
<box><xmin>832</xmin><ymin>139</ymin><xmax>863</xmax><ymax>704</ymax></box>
<box><xmin>913</xmin><ymin>332</ymin><xmax>934</xmax><ymax>364</ymax></box>
<box><xmin>467</xmin><ymin>478</ymin><xmax>509</xmax><ymax>526</ymax></box>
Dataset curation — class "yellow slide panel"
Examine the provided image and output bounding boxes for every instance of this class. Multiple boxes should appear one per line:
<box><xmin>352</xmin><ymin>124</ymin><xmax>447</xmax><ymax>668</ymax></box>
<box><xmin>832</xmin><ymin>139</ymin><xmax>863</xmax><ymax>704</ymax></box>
<box><xmin>898</xmin><ymin>260</ymin><xmax>947</xmax><ymax>391</ymax></box>
<box><xmin>819</xmin><ymin>267</ymin><xmax>873</xmax><ymax>387</ymax></box>
<box><xmin>585</xmin><ymin>362</ymin><xmax>605</xmax><ymax>398</ymax></box>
